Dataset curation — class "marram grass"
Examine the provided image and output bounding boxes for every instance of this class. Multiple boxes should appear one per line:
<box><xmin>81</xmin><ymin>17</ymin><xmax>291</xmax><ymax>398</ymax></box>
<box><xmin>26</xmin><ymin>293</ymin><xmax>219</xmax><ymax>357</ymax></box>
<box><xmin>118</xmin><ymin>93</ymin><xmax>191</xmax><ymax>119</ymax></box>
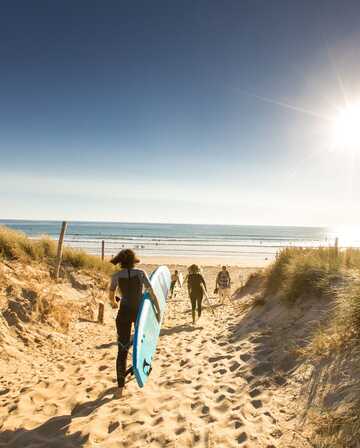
<box><xmin>0</xmin><ymin>225</ymin><xmax>113</xmax><ymax>274</ymax></box>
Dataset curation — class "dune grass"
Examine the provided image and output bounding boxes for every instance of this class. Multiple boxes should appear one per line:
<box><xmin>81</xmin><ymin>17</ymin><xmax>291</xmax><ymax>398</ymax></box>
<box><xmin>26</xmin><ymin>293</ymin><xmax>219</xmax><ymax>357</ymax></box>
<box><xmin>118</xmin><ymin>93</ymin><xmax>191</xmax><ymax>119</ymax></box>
<box><xmin>259</xmin><ymin>245</ymin><xmax>360</xmax><ymax>447</ymax></box>
<box><xmin>0</xmin><ymin>226</ymin><xmax>114</xmax><ymax>275</ymax></box>
<box><xmin>264</xmin><ymin>246</ymin><xmax>360</xmax><ymax>303</ymax></box>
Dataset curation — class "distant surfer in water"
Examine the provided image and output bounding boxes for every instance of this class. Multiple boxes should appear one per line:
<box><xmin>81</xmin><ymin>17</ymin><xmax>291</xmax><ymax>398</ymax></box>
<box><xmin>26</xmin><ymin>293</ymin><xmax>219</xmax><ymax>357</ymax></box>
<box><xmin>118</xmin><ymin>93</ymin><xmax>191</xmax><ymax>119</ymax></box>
<box><xmin>109</xmin><ymin>249</ymin><xmax>161</xmax><ymax>399</ymax></box>
<box><xmin>187</xmin><ymin>264</ymin><xmax>207</xmax><ymax>324</ymax></box>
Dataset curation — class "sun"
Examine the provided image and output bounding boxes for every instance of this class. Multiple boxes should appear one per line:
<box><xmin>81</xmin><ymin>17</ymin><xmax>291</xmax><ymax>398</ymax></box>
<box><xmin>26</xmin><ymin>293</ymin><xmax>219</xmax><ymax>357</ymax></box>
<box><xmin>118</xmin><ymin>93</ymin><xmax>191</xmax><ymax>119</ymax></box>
<box><xmin>333</xmin><ymin>103</ymin><xmax>360</xmax><ymax>152</ymax></box>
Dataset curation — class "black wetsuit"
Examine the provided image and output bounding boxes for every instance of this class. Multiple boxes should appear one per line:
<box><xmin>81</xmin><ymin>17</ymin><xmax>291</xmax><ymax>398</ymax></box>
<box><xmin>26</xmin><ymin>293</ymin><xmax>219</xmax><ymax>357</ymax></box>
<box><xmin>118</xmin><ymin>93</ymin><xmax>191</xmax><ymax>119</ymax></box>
<box><xmin>110</xmin><ymin>268</ymin><xmax>152</xmax><ymax>387</ymax></box>
<box><xmin>187</xmin><ymin>273</ymin><xmax>206</xmax><ymax>317</ymax></box>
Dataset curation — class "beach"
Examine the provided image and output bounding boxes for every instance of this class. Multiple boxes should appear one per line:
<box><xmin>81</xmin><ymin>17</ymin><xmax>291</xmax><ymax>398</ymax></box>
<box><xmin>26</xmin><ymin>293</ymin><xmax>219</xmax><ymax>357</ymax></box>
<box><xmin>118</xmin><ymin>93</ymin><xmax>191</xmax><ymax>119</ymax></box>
<box><xmin>0</xmin><ymin>254</ymin><xmax>311</xmax><ymax>448</ymax></box>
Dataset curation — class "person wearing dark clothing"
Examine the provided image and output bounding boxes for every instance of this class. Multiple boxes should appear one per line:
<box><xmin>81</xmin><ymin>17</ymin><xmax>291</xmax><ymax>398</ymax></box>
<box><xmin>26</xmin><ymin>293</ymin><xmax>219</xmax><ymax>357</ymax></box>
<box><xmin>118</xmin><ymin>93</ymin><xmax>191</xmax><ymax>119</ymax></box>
<box><xmin>215</xmin><ymin>266</ymin><xmax>232</xmax><ymax>304</ymax></box>
<box><xmin>187</xmin><ymin>264</ymin><xmax>207</xmax><ymax>324</ymax></box>
<box><xmin>109</xmin><ymin>249</ymin><xmax>160</xmax><ymax>399</ymax></box>
<box><xmin>170</xmin><ymin>270</ymin><xmax>180</xmax><ymax>298</ymax></box>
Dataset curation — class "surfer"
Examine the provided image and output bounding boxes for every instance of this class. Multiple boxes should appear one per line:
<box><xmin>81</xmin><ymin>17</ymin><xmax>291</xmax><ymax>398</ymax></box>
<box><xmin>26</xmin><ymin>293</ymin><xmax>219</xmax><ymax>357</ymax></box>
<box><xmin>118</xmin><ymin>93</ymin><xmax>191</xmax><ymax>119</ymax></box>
<box><xmin>109</xmin><ymin>249</ymin><xmax>161</xmax><ymax>398</ymax></box>
<box><xmin>169</xmin><ymin>270</ymin><xmax>181</xmax><ymax>298</ymax></box>
<box><xmin>215</xmin><ymin>266</ymin><xmax>232</xmax><ymax>304</ymax></box>
<box><xmin>187</xmin><ymin>264</ymin><xmax>207</xmax><ymax>324</ymax></box>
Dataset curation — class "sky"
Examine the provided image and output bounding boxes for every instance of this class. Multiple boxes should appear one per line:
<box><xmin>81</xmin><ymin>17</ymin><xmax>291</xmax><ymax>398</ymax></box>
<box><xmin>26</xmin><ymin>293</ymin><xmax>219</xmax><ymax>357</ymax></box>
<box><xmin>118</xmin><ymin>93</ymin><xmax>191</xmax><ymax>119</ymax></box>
<box><xmin>1</xmin><ymin>0</ymin><xmax>360</xmax><ymax>226</ymax></box>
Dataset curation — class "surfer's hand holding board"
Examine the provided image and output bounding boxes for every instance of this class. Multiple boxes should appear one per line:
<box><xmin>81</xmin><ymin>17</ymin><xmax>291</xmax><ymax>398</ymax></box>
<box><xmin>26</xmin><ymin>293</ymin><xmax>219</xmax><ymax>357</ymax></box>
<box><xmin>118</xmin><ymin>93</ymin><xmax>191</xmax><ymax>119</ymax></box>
<box><xmin>109</xmin><ymin>289</ymin><xmax>118</xmax><ymax>309</ymax></box>
<box><xmin>150</xmin><ymin>292</ymin><xmax>162</xmax><ymax>323</ymax></box>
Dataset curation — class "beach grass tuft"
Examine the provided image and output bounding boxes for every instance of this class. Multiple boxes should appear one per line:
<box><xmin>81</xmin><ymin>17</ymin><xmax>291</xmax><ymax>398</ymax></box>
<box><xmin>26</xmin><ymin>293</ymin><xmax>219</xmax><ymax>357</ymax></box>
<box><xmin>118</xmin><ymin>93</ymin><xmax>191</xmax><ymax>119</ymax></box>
<box><xmin>263</xmin><ymin>246</ymin><xmax>360</xmax><ymax>303</ymax></box>
<box><xmin>0</xmin><ymin>225</ymin><xmax>113</xmax><ymax>274</ymax></box>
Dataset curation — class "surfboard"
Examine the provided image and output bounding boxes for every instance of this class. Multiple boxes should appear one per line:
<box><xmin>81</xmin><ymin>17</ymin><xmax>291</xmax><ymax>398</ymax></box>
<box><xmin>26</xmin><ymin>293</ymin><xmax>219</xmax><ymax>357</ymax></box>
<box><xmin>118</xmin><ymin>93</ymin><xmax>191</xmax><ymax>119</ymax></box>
<box><xmin>132</xmin><ymin>265</ymin><xmax>171</xmax><ymax>388</ymax></box>
<box><xmin>178</xmin><ymin>272</ymin><xmax>184</xmax><ymax>287</ymax></box>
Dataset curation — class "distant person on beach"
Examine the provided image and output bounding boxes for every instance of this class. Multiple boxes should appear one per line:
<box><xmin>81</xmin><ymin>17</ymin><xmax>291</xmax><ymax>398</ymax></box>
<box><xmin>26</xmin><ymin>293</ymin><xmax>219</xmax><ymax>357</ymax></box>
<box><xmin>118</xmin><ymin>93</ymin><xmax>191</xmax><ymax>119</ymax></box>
<box><xmin>170</xmin><ymin>270</ymin><xmax>181</xmax><ymax>298</ymax></box>
<box><xmin>109</xmin><ymin>249</ymin><xmax>161</xmax><ymax>399</ymax></box>
<box><xmin>187</xmin><ymin>264</ymin><xmax>207</xmax><ymax>324</ymax></box>
<box><xmin>215</xmin><ymin>266</ymin><xmax>232</xmax><ymax>304</ymax></box>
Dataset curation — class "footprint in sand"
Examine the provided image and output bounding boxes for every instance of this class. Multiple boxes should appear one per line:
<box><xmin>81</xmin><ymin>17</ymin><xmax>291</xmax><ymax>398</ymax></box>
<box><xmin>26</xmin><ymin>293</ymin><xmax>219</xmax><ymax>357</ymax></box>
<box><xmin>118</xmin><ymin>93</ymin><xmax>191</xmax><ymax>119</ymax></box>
<box><xmin>251</xmin><ymin>362</ymin><xmax>273</xmax><ymax>376</ymax></box>
<box><xmin>208</xmin><ymin>355</ymin><xmax>231</xmax><ymax>363</ymax></box>
<box><xmin>229</xmin><ymin>361</ymin><xmax>241</xmax><ymax>372</ymax></box>
<box><xmin>234</xmin><ymin>420</ymin><xmax>243</xmax><ymax>429</ymax></box>
<box><xmin>274</xmin><ymin>375</ymin><xmax>287</xmax><ymax>386</ymax></box>
<box><xmin>108</xmin><ymin>421</ymin><xmax>120</xmax><ymax>433</ymax></box>
<box><xmin>154</xmin><ymin>416</ymin><xmax>164</xmax><ymax>425</ymax></box>
<box><xmin>240</xmin><ymin>353</ymin><xmax>252</xmax><ymax>362</ymax></box>
<box><xmin>249</xmin><ymin>388</ymin><xmax>262</xmax><ymax>398</ymax></box>
<box><xmin>237</xmin><ymin>432</ymin><xmax>248</xmax><ymax>443</ymax></box>
<box><xmin>264</xmin><ymin>411</ymin><xmax>277</xmax><ymax>424</ymax></box>
<box><xmin>201</xmin><ymin>404</ymin><xmax>210</xmax><ymax>414</ymax></box>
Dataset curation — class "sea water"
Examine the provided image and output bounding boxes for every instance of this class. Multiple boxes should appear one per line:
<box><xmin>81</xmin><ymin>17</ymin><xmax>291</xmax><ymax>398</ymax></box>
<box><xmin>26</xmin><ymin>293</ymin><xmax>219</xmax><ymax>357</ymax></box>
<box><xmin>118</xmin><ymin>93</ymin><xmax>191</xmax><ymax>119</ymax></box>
<box><xmin>0</xmin><ymin>219</ymin><xmax>350</xmax><ymax>264</ymax></box>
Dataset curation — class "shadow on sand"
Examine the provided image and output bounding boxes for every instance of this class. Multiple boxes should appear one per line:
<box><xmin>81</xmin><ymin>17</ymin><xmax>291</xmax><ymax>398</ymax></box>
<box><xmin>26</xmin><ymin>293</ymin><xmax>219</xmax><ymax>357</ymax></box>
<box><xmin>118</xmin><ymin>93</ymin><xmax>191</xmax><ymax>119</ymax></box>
<box><xmin>227</xmin><ymin>290</ymin><xmax>335</xmax><ymax>423</ymax></box>
<box><xmin>160</xmin><ymin>324</ymin><xmax>202</xmax><ymax>336</ymax></box>
<box><xmin>95</xmin><ymin>341</ymin><xmax>118</xmax><ymax>350</ymax></box>
<box><xmin>0</xmin><ymin>387</ymin><xmax>119</xmax><ymax>448</ymax></box>
<box><xmin>78</xmin><ymin>317</ymin><xmax>99</xmax><ymax>324</ymax></box>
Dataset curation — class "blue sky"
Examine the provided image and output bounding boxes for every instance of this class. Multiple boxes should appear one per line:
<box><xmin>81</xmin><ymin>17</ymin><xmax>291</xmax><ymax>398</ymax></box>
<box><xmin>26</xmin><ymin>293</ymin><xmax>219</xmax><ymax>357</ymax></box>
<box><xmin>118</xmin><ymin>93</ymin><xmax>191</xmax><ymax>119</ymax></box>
<box><xmin>1</xmin><ymin>1</ymin><xmax>360</xmax><ymax>225</ymax></box>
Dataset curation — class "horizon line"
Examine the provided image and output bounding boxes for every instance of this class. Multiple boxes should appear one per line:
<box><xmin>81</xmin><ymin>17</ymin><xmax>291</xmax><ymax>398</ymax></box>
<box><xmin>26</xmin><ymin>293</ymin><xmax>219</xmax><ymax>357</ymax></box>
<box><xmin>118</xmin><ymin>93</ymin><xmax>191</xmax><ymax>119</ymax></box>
<box><xmin>0</xmin><ymin>217</ymin><xmax>331</xmax><ymax>229</ymax></box>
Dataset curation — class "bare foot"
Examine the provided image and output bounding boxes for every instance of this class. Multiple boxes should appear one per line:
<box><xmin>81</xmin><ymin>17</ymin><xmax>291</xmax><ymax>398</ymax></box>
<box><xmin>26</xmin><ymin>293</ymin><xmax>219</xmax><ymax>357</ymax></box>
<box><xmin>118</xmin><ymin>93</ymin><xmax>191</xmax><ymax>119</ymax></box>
<box><xmin>113</xmin><ymin>387</ymin><xmax>124</xmax><ymax>399</ymax></box>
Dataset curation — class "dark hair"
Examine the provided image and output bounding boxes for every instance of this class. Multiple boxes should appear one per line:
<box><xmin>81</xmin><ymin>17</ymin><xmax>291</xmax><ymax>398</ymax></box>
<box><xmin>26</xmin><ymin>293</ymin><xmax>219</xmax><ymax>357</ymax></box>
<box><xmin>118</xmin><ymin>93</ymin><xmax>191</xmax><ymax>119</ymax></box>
<box><xmin>110</xmin><ymin>249</ymin><xmax>140</xmax><ymax>268</ymax></box>
<box><xmin>188</xmin><ymin>264</ymin><xmax>199</xmax><ymax>274</ymax></box>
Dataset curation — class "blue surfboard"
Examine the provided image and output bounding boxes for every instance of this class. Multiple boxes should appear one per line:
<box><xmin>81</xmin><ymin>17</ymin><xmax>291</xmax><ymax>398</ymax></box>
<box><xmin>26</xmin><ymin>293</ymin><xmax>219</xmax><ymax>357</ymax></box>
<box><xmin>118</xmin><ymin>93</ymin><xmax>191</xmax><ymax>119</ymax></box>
<box><xmin>132</xmin><ymin>266</ymin><xmax>171</xmax><ymax>387</ymax></box>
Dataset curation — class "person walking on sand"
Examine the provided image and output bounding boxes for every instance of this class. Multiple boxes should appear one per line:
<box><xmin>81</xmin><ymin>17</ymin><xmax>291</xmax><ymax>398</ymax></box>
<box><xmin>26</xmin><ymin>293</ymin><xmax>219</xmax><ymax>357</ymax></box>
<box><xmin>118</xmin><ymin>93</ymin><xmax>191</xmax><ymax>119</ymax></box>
<box><xmin>216</xmin><ymin>266</ymin><xmax>232</xmax><ymax>304</ymax></box>
<box><xmin>170</xmin><ymin>270</ymin><xmax>181</xmax><ymax>298</ymax></box>
<box><xmin>187</xmin><ymin>264</ymin><xmax>207</xmax><ymax>324</ymax></box>
<box><xmin>109</xmin><ymin>249</ymin><xmax>161</xmax><ymax>399</ymax></box>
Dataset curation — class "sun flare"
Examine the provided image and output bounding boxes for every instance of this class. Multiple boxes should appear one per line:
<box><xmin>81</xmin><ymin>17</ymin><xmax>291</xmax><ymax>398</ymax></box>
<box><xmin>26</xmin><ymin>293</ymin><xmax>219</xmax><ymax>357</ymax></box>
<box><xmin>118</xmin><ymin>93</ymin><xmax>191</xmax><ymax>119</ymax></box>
<box><xmin>334</xmin><ymin>103</ymin><xmax>360</xmax><ymax>151</ymax></box>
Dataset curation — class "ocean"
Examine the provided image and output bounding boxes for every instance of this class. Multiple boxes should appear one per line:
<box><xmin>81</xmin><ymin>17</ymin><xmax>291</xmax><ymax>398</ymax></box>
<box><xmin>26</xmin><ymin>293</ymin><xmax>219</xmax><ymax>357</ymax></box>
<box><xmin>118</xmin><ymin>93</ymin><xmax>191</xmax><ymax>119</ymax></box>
<box><xmin>0</xmin><ymin>220</ymin><xmax>348</xmax><ymax>264</ymax></box>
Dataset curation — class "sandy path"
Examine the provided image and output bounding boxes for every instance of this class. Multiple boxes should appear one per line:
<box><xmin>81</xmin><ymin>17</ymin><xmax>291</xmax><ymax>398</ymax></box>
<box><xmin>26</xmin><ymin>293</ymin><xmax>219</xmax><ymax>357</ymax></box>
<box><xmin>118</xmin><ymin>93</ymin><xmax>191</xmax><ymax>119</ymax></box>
<box><xmin>0</xmin><ymin>268</ymin><xmax>305</xmax><ymax>448</ymax></box>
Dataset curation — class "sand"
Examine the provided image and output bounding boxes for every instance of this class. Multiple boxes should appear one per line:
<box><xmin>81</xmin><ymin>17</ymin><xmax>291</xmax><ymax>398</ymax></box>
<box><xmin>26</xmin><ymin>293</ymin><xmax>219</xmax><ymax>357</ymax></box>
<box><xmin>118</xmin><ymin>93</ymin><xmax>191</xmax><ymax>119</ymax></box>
<box><xmin>0</xmin><ymin>262</ymin><xmax>310</xmax><ymax>448</ymax></box>
<box><xmin>139</xmin><ymin>256</ymin><xmax>273</xmax><ymax>268</ymax></box>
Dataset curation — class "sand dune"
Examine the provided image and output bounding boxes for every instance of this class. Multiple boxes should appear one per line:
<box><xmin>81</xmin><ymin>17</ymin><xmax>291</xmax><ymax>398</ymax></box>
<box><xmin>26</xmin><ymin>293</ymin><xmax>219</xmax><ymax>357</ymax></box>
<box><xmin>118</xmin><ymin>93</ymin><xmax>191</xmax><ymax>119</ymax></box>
<box><xmin>0</xmin><ymin>263</ymin><xmax>313</xmax><ymax>447</ymax></box>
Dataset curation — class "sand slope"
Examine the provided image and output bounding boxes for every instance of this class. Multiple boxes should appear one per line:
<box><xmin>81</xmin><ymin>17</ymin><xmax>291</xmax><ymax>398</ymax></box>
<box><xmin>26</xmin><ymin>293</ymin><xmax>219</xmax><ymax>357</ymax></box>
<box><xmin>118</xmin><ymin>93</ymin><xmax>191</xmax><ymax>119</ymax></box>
<box><xmin>0</xmin><ymin>265</ymin><xmax>311</xmax><ymax>448</ymax></box>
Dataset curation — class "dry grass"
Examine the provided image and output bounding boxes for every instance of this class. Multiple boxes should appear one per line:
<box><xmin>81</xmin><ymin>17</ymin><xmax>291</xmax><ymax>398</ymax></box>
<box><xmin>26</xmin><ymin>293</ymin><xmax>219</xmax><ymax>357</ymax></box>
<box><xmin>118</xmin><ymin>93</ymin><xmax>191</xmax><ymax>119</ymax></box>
<box><xmin>309</xmin><ymin>402</ymin><xmax>360</xmax><ymax>448</ymax></box>
<box><xmin>258</xmin><ymin>246</ymin><xmax>360</xmax><ymax>447</ymax></box>
<box><xmin>263</xmin><ymin>246</ymin><xmax>360</xmax><ymax>303</ymax></box>
<box><xmin>0</xmin><ymin>226</ymin><xmax>113</xmax><ymax>275</ymax></box>
<box><xmin>35</xmin><ymin>293</ymin><xmax>75</xmax><ymax>332</ymax></box>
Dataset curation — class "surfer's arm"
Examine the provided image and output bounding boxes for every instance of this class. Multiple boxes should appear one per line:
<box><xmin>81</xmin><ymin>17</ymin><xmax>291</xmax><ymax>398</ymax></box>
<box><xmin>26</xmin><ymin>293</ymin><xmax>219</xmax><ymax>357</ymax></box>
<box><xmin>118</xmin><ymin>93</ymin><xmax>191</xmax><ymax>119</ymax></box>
<box><xmin>109</xmin><ymin>289</ymin><xmax>118</xmax><ymax>309</ymax></box>
<box><xmin>141</xmin><ymin>271</ymin><xmax>161</xmax><ymax>322</ymax></box>
<box><xmin>109</xmin><ymin>275</ymin><xmax>119</xmax><ymax>309</ymax></box>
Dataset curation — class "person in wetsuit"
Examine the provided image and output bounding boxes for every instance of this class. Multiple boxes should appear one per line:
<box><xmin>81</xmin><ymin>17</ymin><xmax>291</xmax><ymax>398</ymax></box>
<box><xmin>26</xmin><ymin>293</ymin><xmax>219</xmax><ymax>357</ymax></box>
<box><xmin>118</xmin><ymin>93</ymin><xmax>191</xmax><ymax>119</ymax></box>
<box><xmin>170</xmin><ymin>270</ymin><xmax>180</xmax><ymax>298</ymax></box>
<box><xmin>187</xmin><ymin>264</ymin><xmax>207</xmax><ymax>324</ymax></box>
<box><xmin>109</xmin><ymin>249</ymin><xmax>161</xmax><ymax>398</ymax></box>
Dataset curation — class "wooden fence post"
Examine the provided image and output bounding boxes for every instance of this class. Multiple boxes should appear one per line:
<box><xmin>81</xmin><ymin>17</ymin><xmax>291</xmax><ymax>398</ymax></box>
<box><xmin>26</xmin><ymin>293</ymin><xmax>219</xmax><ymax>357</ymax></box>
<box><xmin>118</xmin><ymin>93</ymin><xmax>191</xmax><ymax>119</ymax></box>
<box><xmin>97</xmin><ymin>302</ymin><xmax>104</xmax><ymax>324</ymax></box>
<box><xmin>54</xmin><ymin>221</ymin><xmax>67</xmax><ymax>280</ymax></box>
<box><xmin>101</xmin><ymin>240</ymin><xmax>105</xmax><ymax>261</ymax></box>
<box><xmin>335</xmin><ymin>237</ymin><xmax>339</xmax><ymax>258</ymax></box>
